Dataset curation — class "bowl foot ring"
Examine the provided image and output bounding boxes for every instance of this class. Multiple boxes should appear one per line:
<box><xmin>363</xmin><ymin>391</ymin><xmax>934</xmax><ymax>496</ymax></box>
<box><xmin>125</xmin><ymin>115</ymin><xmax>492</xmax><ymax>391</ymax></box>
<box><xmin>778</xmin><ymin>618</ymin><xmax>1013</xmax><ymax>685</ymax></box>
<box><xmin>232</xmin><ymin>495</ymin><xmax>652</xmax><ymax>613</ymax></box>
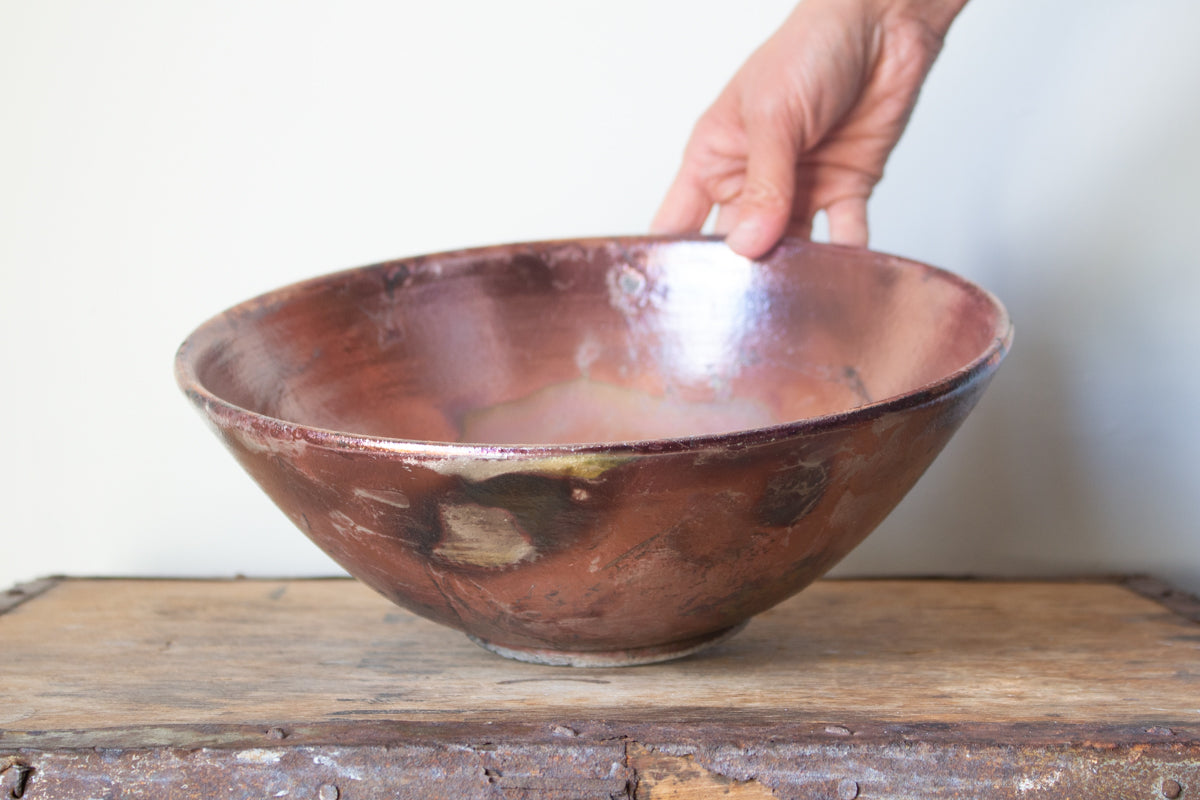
<box><xmin>467</xmin><ymin>621</ymin><xmax>749</xmax><ymax>667</ymax></box>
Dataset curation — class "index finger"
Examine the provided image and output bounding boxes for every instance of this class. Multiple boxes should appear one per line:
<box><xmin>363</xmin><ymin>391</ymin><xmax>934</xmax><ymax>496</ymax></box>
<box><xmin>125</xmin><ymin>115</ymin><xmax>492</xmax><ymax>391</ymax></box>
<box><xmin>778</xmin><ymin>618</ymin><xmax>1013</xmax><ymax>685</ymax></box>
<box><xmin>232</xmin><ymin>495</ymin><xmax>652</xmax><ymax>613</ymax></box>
<box><xmin>651</xmin><ymin>167</ymin><xmax>714</xmax><ymax>234</ymax></box>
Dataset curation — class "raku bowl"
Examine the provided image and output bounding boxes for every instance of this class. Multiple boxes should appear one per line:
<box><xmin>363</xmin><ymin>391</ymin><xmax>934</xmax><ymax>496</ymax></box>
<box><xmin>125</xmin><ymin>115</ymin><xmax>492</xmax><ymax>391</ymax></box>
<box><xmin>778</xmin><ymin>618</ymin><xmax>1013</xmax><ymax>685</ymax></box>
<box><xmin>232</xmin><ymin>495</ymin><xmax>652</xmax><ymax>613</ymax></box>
<box><xmin>176</xmin><ymin>236</ymin><xmax>1011</xmax><ymax>666</ymax></box>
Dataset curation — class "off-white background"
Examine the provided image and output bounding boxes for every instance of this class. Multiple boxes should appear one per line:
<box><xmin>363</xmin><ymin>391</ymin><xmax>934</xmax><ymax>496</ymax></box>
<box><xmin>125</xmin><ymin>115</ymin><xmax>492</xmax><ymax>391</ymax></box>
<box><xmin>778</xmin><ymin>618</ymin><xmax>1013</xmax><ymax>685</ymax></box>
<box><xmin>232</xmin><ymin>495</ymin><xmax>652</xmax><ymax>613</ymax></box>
<box><xmin>3</xmin><ymin>1</ymin><xmax>1198</xmax><ymax>594</ymax></box>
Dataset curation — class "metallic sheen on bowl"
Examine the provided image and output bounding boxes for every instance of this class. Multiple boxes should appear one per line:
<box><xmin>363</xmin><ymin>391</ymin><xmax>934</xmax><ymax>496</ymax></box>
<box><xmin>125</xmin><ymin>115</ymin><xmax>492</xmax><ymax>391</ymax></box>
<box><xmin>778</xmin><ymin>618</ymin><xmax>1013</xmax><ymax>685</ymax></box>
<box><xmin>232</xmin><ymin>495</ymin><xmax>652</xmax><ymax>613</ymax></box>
<box><xmin>176</xmin><ymin>236</ymin><xmax>1011</xmax><ymax>665</ymax></box>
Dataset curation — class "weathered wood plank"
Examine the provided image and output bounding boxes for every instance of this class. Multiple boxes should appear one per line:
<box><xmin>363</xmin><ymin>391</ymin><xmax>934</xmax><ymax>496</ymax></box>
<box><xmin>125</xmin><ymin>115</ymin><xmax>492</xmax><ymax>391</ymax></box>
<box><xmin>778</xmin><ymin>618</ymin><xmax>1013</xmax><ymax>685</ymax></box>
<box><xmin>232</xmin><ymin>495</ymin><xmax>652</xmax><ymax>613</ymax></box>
<box><xmin>1</xmin><ymin>578</ymin><xmax>1199</xmax><ymax>798</ymax></box>
<box><xmin>0</xmin><ymin>577</ymin><xmax>60</xmax><ymax>616</ymax></box>
<box><xmin>3</xmin><ymin>578</ymin><xmax>1198</xmax><ymax>734</ymax></box>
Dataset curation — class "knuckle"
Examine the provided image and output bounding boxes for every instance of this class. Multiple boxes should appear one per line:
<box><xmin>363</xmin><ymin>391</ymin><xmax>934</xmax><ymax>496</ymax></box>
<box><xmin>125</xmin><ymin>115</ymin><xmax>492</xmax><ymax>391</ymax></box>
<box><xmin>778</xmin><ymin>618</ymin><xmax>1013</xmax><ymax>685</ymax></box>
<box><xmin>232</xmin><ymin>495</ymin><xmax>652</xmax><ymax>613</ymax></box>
<box><xmin>740</xmin><ymin>180</ymin><xmax>791</xmax><ymax>213</ymax></box>
<box><xmin>745</xmin><ymin>93</ymin><xmax>797</xmax><ymax>129</ymax></box>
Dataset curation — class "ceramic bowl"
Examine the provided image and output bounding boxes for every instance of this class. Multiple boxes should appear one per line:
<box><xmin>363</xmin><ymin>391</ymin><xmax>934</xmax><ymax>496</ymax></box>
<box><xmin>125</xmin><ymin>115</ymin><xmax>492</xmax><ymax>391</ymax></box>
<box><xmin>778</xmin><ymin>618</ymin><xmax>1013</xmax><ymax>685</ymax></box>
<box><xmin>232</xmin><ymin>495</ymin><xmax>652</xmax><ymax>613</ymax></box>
<box><xmin>176</xmin><ymin>236</ymin><xmax>1011</xmax><ymax>666</ymax></box>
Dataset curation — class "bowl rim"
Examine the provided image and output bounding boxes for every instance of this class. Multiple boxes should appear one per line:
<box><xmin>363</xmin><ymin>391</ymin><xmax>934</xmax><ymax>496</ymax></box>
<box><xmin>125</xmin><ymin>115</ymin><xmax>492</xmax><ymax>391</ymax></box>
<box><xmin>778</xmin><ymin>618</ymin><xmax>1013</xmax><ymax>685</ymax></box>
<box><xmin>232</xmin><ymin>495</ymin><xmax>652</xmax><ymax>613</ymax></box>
<box><xmin>175</xmin><ymin>234</ymin><xmax>1013</xmax><ymax>458</ymax></box>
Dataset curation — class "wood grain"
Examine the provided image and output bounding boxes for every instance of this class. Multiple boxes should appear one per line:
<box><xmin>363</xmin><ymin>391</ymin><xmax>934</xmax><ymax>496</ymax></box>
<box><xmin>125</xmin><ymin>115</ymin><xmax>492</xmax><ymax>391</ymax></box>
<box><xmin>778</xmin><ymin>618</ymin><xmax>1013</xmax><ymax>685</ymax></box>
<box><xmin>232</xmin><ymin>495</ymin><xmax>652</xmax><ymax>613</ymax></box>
<box><xmin>2</xmin><ymin>578</ymin><xmax>1198</xmax><ymax>736</ymax></box>
<box><xmin>629</xmin><ymin>744</ymin><xmax>780</xmax><ymax>799</ymax></box>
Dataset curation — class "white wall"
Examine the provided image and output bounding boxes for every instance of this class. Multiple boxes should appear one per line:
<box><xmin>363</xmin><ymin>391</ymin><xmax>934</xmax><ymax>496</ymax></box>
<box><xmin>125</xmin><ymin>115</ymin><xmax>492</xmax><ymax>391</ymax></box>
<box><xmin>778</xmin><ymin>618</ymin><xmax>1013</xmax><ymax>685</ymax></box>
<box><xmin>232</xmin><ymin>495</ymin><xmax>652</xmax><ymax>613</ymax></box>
<box><xmin>3</xmin><ymin>1</ymin><xmax>1197</xmax><ymax>594</ymax></box>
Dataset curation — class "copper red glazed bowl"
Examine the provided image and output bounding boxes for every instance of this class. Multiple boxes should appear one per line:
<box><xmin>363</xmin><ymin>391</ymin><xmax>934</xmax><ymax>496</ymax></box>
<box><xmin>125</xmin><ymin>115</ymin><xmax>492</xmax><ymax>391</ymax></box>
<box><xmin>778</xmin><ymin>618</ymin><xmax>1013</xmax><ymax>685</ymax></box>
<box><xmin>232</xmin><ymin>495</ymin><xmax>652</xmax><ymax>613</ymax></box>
<box><xmin>176</xmin><ymin>236</ymin><xmax>1011</xmax><ymax>666</ymax></box>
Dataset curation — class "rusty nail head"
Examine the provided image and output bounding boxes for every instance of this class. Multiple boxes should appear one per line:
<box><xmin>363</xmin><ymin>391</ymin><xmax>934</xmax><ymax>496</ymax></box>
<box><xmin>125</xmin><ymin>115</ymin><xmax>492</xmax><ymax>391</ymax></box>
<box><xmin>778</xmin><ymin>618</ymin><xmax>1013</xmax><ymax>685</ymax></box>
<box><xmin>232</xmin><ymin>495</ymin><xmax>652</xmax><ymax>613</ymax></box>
<box><xmin>1162</xmin><ymin>779</ymin><xmax>1183</xmax><ymax>799</ymax></box>
<box><xmin>1</xmin><ymin>764</ymin><xmax>31</xmax><ymax>800</ymax></box>
<box><xmin>837</xmin><ymin>778</ymin><xmax>860</xmax><ymax>799</ymax></box>
<box><xmin>318</xmin><ymin>784</ymin><xmax>339</xmax><ymax>800</ymax></box>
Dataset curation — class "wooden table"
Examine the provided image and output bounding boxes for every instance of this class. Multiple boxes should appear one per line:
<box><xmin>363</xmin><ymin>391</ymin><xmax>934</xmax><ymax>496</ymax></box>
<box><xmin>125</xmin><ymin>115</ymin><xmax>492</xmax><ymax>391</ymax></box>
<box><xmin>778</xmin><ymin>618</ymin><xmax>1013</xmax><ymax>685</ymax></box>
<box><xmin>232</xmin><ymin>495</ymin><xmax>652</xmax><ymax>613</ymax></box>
<box><xmin>2</xmin><ymin>577</ymin><xmax>1198</xmax><ymax>798</ymax></box>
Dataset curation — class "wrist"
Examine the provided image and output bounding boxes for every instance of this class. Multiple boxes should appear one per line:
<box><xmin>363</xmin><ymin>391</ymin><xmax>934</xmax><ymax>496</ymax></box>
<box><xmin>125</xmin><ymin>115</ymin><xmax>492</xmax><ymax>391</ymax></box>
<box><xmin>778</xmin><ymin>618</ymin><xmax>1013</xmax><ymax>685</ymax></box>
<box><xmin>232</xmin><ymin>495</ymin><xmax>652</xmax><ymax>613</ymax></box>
<box><xmin>874</xmin><ymin>0</ymin><xmax>968</xmax><ymax>38</ymax></box>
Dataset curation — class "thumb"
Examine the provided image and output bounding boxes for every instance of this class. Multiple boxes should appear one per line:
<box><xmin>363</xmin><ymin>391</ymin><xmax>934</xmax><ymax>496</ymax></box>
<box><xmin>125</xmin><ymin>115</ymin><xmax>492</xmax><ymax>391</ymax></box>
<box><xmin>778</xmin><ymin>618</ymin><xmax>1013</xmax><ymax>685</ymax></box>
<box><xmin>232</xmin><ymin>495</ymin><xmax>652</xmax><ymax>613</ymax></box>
<box><xmin>723</xmin><ymin>117</ymin><xmax>799</xmax><ymax>259</ymax></box>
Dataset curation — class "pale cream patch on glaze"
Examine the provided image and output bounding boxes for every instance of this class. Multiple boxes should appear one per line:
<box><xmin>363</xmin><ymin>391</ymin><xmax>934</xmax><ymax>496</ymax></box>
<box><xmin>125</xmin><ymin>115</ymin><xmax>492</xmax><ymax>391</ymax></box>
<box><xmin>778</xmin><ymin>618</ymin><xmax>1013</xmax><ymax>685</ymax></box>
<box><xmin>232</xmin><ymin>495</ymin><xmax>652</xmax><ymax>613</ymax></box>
<box><xmin>838</xmin><ymin>412</ymin><xmax>911</xmax><ymax>476</ymax></box>
<box><xmin>404</xmin><ymin>451</ymin><xmax>632</xmax><ymax>483</ymax></box>
<box><xmin>869</xmin><ymin>412</ymin><xmax>905</xmax><ymax>438</ymax></box>
<box><xmin>574</xmin><ymin>336</ymin><xmax>603</xmax><ymax>378</ymax></box>
<box><xmin>353</xmin><ymin>487</ymin><xmax>410</xmax><ymax>509</ymax></box>
<box><xmin>690</xmin><ymin>446</ymin><xmax>759</xmax><ymax>466</ymax></box>
<box><xmin>328</xmin><ymin>510</ymin><xmax>387</xmax><ymax>541</ymax></box>
<box><xmin>827</xmin><ymin>416</ymin><xmax>894</xmax><ymax>476</ymax></box>
<box><xmin>233</xmin><ymin>431</ymin><xmax>311</xmax><ymax>459</ymax></box>
<box><xmin>436</xmin><ymin>504</ymin><xmax>537</xmax><ymax>568</ymax></box>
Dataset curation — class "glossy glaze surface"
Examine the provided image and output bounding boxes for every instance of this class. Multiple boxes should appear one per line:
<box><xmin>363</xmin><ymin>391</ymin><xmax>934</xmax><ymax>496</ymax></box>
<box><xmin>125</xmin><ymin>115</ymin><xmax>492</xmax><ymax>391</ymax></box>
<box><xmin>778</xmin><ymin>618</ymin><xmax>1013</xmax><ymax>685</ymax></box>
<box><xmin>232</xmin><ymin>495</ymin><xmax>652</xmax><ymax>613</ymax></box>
<box><xmin>176</xmin><ymin>236</ymin><xmax>1011</xmax><ymax>664</ymax></box>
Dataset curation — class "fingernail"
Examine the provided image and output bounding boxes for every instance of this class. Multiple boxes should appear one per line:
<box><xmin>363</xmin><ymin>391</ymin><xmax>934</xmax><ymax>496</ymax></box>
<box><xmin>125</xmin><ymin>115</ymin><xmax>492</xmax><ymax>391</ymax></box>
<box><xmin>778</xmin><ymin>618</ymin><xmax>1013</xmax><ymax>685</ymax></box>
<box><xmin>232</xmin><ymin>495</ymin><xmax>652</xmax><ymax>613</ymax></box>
<box><xmin>724</xmin><ymin>218</ymin><xmax>763</xmax><ymax>257</ymax></box>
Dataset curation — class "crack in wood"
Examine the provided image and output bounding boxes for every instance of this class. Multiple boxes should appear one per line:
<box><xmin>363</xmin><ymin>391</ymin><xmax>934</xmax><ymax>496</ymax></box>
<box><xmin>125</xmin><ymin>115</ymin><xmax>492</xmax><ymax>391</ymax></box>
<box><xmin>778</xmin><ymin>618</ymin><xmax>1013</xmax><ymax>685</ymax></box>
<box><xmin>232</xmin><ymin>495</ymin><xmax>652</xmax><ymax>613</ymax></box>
<box><xmin>628</xmin><ymin>743</ymin><xmax>779</xmax><ymax>799</ymax></box>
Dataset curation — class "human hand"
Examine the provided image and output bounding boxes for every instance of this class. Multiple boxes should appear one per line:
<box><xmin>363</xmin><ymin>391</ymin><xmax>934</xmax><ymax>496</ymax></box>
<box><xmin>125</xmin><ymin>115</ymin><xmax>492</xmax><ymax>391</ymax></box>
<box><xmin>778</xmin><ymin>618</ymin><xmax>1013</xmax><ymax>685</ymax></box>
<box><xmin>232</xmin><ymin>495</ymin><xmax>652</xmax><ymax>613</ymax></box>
<box><xmin>652</xmin><ymin>0</ymin><xmax>966</xmax><ymax>258</ymax></box>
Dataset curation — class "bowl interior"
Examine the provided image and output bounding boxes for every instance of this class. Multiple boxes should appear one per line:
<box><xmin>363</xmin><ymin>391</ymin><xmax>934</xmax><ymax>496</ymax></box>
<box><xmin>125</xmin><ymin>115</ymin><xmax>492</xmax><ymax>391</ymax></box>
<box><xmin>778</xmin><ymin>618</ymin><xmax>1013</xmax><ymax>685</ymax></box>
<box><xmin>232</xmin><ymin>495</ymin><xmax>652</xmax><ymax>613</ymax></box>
<box><xmin>187</xmin><ymin>238</ymin><xmax>1007</xmax><ymax>446</ymax></box>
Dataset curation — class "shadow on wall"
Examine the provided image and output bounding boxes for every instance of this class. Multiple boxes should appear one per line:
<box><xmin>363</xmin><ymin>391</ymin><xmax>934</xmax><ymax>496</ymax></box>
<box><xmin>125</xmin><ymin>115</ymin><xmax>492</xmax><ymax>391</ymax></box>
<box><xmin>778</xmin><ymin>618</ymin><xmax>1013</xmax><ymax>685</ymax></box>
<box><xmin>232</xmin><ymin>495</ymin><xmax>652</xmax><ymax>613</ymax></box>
<box><xmin>836</xmin><ymin>0</ymin><xmax>1200</xmax><ymax>594</ymax></box>
<box><xmin>836</xmin><ymin>308</ymin><xmax>1112</xmax><ymax>580</ymax></box>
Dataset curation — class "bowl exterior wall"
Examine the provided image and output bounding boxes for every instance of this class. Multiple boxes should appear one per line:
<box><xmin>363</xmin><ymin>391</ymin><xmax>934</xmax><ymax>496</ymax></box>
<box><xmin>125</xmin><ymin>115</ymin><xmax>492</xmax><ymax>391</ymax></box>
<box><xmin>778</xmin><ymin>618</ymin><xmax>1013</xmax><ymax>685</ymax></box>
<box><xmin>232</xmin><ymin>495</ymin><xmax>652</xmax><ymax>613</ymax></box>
<box><xmin>197</xmin><ymin>369</ymin><xmax>994</xmax><ymax>653</ymax></box>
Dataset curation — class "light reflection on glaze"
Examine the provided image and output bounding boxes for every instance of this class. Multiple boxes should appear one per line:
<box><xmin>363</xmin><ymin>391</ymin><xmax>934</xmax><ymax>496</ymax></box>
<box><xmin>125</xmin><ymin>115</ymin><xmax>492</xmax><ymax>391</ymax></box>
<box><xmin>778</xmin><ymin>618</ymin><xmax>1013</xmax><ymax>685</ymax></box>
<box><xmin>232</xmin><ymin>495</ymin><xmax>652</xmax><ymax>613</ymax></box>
<box><xmin>177</xmin><ymin>235</ymin><xmax>1012</xmax><ymax>665</ymax></box>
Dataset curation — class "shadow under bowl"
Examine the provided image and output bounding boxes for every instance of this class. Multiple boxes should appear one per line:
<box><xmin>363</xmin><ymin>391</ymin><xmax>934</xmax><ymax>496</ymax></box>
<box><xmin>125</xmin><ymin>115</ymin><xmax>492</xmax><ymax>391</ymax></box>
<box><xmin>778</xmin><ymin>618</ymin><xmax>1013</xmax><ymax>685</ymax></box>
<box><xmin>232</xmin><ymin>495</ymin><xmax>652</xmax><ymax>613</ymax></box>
<box><xmin>176</xmin><ymin>236</ymin><xmax>1012</xmax><ymax>666</ymax></box>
